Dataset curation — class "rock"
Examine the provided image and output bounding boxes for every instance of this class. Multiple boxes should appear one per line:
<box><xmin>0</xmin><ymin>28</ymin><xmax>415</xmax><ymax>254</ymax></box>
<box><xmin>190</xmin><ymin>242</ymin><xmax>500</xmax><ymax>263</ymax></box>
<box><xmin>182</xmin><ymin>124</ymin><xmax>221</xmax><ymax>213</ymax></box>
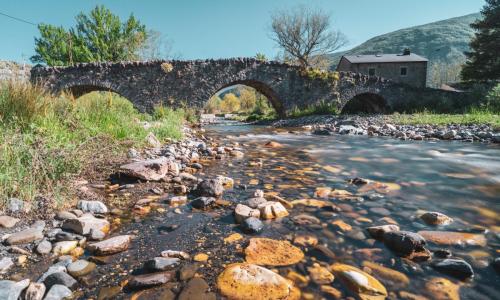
<box><xmin>361</xmin><ymin>261</ymin><xmax>410</xmax><ymax>287</ymax></box>
<box><xmin>330</xmin><ymin>263</ymin><xmax>387</xmax><ymax>300</ymax></box>
<box><xmin>420</xmin><ymin>212</ymin><xmax>453</xmax><ymax>226</ymax></box>
<box><xmin>145</xmin><ymin>257</ymin><xmax>180</xmax><ymax>271</ymax></box>
<box><xmin>443</xmin><ymin>130</ymin><xmax>457</xmax><ymax>140</ymax></box>
<box><xmin>4</xmin><ymin>227</ymin><xmax>44</xmax><ymax>245</ymax></box>
<box><xmin>55</xmin><ymin>231</ymin><xmax>82</xmax><ymax>242</ymax></box>
<box><xmin>161</xmin><ymin>250</ymin><xmax>190</xmax><ymax>260</ymax></box>
<box><xmin>418</xmin><ymin>231</ymin><xmax>486</xmax><ymax>246</ymax></box>
<box><xmin>308</xmin><ymin>263</ymin><xmax>334</xmax><ymax>285</ymax></box>
<box><xmin>291</xmin><ymin>214</ymin><xmax>320</xmax><ymax>225</ymax></box>
<box><xmin>77</xmin><ymin>200</ymin><xmax>108</xmax><ymax>214</ymax></box>
<box><xmin>321</xmin><ymin>285</ymin><xmax>343</xmax><ymax>299</ymax></box>
<box><xmin>193</xmin><ymin>253</ymin><xmax>209</xmax><ymax>262</ymax></box>
<box><xmin>89</xmin><ymin>228</ymin><xmax>106</xmax><ymax>241</ymax></box>
<box><xmin>179</xmin><ymin>263</ymin><xmax>199</xmax><ymax>281</ymax></box>
<box><xmin>145</xmin><ymin>132</ymin><xmax>161</xmax><ymax>147</ymax></box>
<box><xmin>168</xmin><ymin>196</ymin><xmax>187</xmax><ymax>206</ymax></box>
<box><xmin>0</xmin><ymin>216</ymin><xmax>20</xmax><ymax>228</ymax></box>
<box><xmin>245</xmin><ymin>197</ymin><xmax>267</xmax><ymax>208</ymax></box>
<box><xmin>87</xmin><ymin>235</ymin><xmax>132</xmax><ymax>255</ymax></box>
<box><xmin>178</xmin><ymin>278</ymin><xmax>215</xmax><ymax>300</ymax></box>
<box><xmin>62</xmin><ymin>214</ymin><xmax>110</xmax><ymax>235</ymax></box>
<box><xmin>195</xmin><ymin>179</ymin><xmax>224</xmax><ymax>197</ymax></box>
<box><xmin>493</xmin><ymin>257</ymin><xmax>500</xmax><ymax>273</ymax></box>
<box><xmin>55</xmin><ymin>211</ymin><xmax>77</xmax><ymax>221</ymax></box>
<box><xmin>383</xmin><ymin>231</ymin><xmax>426</xmax><ymax>256</ymax></box>
<box><xmin>52</xmin><ymin>241</ymin><xmax>78</xmax><ymax>255</ymax></box>
<box><xmin>0</xmin><ymin>279</ymin><xmax>30</xmax><ymax>300</ymax></box>
<box><xmin>24</xmin><ymin>282</ymin><xmax>46</xmax><ymax>300</ymax></box>
<box><xmin>120</xmin><ymin>157</ymin><xmax>178</xmax><ymax>181</ymax></box>
<box><xmin>258</xmin><ymin>201</ymin><xmax>289</xmax><ymax>219</ymax></box>
<box><xmin>43</xmin><ymin>284</ymin><xmax>72</xmax><ymax>300</ymax></box>
<box><xmin>217</xmin><ymin>263</ymin><xmax>297</xmax><ymax>300</ymax></box>
<box><xmin>240</xmin><ymin>217</ymin><xmax>264</xmax><ymax>234</ymax></box>
<box><xmin>264</xmin><ymin>141</ymin><xmax>283</xmax><ymax>148</ymax></box>
<box><xmin>43</xmin><ymin>272</ymin><xmax>77</xmax><ymax>290</ymax></box>
<box><xmin>383</xmin><ymin>124</ymin><xmax>397</xmax><ymax>131</ymax></box>
<box><xmin>230</xmin><ymin>150</ymin><xmax>244</xmax><ymax>158</ymax></box>
<box><xmin>432</xmin><ymin>259</ymin><xmax>474</xmax><ymax>280</ymax></box>
<box><xmin>127</xmin><ymin>272</ymin><xmax>175</xmax><ymax>289</ymax></box>
<box><xmin>366</xmin><ymin>225</ymin><xmax>400</xmax><ymax>240</ymax></box>
<box><xmin>127</xmin><ymin>148</ymin><xmax>140</xmax><ymax>159</ymax></box>
<box><xmin>425</xmin><ymin>277</ymin><xmax>460</xmax><ymax>300</ymax></box>
<box><xmin>245</xmin><ymin>238</ymin><xmax>304</xmax><ymax>266</ymax></box>
<box><xmin>331</xmin><ymin>219</ymin><xmax>352</xmax><ymax>231</ymax></box>
<box><xmin>216</xmin><ymin>175</ymin><xmax>234</xmax><ymax>187</ymax></box>
<box><xmin>6</xmin><ymin>198</ymin><xmax>30</xmax><ymax>213</ymax></box>
<box><xmin>293</xmin><ymin>235</ymin><xmax>318</xmax><ymax>247</ymax></box>
<box><xmin>67</xmin><ymin>260</ymin><xmax>96</xmax><ymax>277</ymax></box>
<box><xmin>191</xmin><ymin>197</ymin><xmax>216</xmax><ymax>210</ymax></box>
<box><xmin>234</xmin><ymin>204</ymin><xmax>260</xmax><ymax>223</ymax></box>
<box><xmin>0</xmin><ymin>257</ymin><xmax>14</xmax><ymax>274</ymax></box>
<box><xmin>37</xmin><ymin>259</ymin><xmax>72</xmax><ymax>283</ymax></box>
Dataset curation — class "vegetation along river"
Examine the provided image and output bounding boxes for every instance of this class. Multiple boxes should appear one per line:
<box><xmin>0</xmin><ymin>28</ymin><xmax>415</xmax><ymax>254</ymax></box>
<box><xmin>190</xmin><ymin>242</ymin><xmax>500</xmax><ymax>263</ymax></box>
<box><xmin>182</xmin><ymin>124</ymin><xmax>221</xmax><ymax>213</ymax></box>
<box><xmin>13</xmin><ymin>123</ymin><xmax>500</xmax><ymax>299</ymax></box>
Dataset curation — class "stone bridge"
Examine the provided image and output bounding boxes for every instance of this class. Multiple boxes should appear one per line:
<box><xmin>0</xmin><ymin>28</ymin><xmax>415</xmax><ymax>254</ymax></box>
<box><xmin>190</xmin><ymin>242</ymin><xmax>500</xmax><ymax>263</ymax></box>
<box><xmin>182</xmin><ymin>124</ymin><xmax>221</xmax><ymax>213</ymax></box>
<box><xmin>30</xmin><ymin>58</ymin><xmax>466</xmax><ymax>117</ymax></box>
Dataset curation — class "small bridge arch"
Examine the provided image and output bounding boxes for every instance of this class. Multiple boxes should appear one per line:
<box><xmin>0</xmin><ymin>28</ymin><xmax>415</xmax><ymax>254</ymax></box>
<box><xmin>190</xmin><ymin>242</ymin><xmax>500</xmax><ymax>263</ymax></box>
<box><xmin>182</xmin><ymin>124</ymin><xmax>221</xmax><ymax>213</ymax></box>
<box><xmin>341</xmin><ymin>92</ymin><xmax>389</xmax><ymax>114</ymax></box>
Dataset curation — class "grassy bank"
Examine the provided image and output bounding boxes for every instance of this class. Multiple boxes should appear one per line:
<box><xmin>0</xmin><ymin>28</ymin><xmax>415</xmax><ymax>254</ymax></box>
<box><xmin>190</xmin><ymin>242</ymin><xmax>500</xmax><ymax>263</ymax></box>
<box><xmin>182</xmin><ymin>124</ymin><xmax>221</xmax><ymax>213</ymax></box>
<box><xmin>387</xmin><ymin>109</ymin><xmax>500</xmax><ymax>128</ymax></box>
<box><xmin>0</xmin><ymin>82</ymin><xmax>185</xmax><ymax>209</ymax></box>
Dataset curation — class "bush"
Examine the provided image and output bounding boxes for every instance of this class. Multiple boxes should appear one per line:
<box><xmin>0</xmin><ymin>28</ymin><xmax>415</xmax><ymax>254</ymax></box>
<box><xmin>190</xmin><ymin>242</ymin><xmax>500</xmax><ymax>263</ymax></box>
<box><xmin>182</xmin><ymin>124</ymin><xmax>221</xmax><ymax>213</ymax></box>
<box><xmin>0</xmin><ymin>82</ymin><xmax>184</xmax><ymax>208</ymax></box>
<box><xmin>289</xmin><ymin>100</ymin><xmax>339</xmax><ymax>118</ymax></box>
<box><xmin>484</xmin><ymin>83</ymin><xmax>500</xmax><ymax>112</ymax></box>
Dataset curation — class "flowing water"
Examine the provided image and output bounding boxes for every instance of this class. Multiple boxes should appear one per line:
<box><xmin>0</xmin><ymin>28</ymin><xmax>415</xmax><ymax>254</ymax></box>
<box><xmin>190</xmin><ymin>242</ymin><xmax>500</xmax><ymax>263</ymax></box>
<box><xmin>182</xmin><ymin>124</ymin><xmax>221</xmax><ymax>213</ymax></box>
<box><xmin>14</xmin><ymin>124</ymin><xmax>500</xmax><ymax>299</ymax></box>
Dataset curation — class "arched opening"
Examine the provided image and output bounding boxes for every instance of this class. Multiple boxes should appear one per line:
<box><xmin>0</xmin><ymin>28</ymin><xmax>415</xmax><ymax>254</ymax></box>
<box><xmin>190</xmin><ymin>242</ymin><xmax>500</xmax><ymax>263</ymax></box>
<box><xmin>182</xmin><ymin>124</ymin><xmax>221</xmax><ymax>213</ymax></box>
<box><xmin>204</xmin><ymin>81</ymin><xmax>281</xmax><ymax>121</ymax></box>
<box><xmin>66</xmin><ymin>85</ymin><xmax>114</xmax><ymax>99</ymax></box>
<box><xmin>341</xmin><ymin>93</ymin><xmax>388</xmax><ymax>114</ymax></box>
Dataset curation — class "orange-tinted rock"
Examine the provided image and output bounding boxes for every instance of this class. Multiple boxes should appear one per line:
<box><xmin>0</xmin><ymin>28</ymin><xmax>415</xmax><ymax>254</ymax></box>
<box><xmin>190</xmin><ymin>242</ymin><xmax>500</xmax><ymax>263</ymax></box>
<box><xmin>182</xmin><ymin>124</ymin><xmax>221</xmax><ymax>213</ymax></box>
<box><xmin>420</xmin><ymin>212</ymin><xmax>453</xmax><ymax>226</ymax></box>
<box><xmin>362</xmin><ymin>261</ymin><xmax>409</xmax><ymax>287</ymax></box>
<box><xmin>293</xmin><ymin>235</ymin><xmax>318</xmax><ymax>247</ymax></box>
<box><xmin>245</xmin><ymin>238</ymin><xmax>304</xmax><ymax>266</ymax></box>
<box><xmin>424</xmin><ymin>277</ymin><xmax>460</xmax><ymax>300</ymax></box>
<box><xmin>217</xmin><ymin>263</ymin><xmax>298</xmax><ymax>300</ymax></box>
<box><xmin>331</xmin><ymin>220</ymin><xmax>352</xmax><ymax>231</ymax></box>
<box><xmin>258</xmin><ymin>202</ymin><xmax>289</xmax><ymax>219</ymax></box>
<box><xmin>308</xmin><ymin>263</ymin><xmax>334</xmax><ymax>285</ymax></box>
<box><xmin>291</xmin><ymin>199</ymin><xmax>329</xmax><ymax>208</ymax></box>
<box><xmin>418</xmin><ymin>231</ymin><xmax>486</xmax><ymax>247</ymax></box>
<box><xmin>330</xmin><ymin>263</ymin><xmax>387</xmax><ymax>300</ymax></box>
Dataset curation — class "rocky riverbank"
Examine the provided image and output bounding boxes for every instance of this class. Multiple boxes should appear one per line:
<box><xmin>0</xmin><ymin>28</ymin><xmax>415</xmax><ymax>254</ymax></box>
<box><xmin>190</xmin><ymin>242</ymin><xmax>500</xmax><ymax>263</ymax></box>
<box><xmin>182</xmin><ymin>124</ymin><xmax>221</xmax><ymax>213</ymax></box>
<box><xmin>269</xmin><ymin>115</ymin><xmax>500</xmax><ymax>143</ymax></box>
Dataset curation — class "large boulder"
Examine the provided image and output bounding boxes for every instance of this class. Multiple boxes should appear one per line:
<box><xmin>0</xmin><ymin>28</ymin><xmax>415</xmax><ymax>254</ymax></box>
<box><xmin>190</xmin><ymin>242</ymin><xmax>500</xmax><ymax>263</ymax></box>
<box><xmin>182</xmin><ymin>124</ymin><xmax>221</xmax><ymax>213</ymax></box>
<box><xmin>120</xmin><ymin>157</ymin><xmax>179</xmax><ymax>181</ymax></box>
<box><xmin>61</xmin><ymin>214</ymin><xmax>110</xmax><ymax>235</ymax></box>
<box><xmin>194</xmin><ymin>179</ymin><xmax>224</xmax><ymax>198</ymax></box>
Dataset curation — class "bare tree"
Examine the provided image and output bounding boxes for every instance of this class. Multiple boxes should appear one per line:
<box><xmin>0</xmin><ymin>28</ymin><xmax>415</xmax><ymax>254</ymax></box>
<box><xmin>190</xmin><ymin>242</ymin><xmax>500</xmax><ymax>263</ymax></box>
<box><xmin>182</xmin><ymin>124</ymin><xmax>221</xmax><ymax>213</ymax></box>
<box><xmin>139</xmin><ymin>30</ymin><xmax>180</xmax><ymax>60</ymax></box>
<box><xmin>269</xmin><ymin>6</ymin><xmax>347</xmax><ymax>68</ymax></box>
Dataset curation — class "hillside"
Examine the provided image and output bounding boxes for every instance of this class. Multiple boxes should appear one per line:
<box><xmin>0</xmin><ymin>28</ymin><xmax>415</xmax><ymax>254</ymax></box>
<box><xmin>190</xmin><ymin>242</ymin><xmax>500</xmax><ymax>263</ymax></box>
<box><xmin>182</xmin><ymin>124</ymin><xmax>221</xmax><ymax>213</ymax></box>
<box><xmin>329</xmin><ymin>13</ymin><xmax>480</xmax><ymax>70</ymax></box>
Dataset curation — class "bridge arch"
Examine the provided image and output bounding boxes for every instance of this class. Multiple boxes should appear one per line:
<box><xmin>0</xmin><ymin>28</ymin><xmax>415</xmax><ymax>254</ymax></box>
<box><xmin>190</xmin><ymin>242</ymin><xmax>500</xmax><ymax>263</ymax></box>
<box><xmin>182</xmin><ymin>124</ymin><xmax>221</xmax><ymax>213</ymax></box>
<box><xmin>341</xmin><ymin>92</ymin><xmax>389</xmax><ymax>114</ymax></box>
<box><xmin>59</xmin><ymin>80</ymin><xmax>127</xmax><ymax>100</ymax></box>
<box><xmin>208</xmin><ymin>79</ymin><xmax>285</xmax><ymax>117</ymax></box>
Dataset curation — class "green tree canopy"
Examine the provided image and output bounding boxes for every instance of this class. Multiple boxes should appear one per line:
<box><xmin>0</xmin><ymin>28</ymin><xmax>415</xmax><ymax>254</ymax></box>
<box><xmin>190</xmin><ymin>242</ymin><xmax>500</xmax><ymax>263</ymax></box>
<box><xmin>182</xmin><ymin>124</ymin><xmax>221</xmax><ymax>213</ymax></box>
<box><xmin>31</xmin><ymin>5</ymin><xmax>147</xmax><ymax>66</ymax></box>
<box><xmin>461</xmin><ymin>0</ymin><xmax>500</xmax><ymax>81</ymax></box>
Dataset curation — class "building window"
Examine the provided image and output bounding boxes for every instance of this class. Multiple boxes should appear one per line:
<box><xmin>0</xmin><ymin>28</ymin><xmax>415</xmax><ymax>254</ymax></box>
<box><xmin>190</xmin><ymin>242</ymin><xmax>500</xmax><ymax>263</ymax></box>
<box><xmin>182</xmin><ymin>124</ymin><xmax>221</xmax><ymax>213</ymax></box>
<box><xmin>368</xmin><ymin>68</ymin><xmax>376</xmax><ymax>76</ymax></box>
<box><xmin>400</xmin><ymin>66</ymin><xmax>408</xmax><ymax>76</ymax></box>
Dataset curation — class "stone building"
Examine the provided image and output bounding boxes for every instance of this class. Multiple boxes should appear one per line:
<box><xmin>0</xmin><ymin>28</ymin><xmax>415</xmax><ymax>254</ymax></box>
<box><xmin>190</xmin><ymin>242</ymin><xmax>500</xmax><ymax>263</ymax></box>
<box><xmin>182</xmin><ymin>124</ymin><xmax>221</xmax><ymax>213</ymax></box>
<box><xmin>336</xmin><ymin>49</ymin><xmax>428</xmax><ymax>88</ymax></box>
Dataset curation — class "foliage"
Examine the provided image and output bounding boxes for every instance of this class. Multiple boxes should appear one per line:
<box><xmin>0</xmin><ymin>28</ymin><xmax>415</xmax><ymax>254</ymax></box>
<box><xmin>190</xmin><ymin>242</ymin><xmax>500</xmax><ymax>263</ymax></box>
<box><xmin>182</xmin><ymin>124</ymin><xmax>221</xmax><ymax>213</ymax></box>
<box><xmin>427</xmin><ymin>61</ymin><xmax>463</xmax><ymax>87</ymax></box>
<box><xmin>31</xmin><ymin>5</ymin><xmax>147</xmax><ymax>66</ymax></box>
<box><xmin>255</xmin><ymin>53</ymin><xmax>267</xmax><ymax>62</ymax></box>
<box><xmin>484</xmin><ymin>83</ymin><xmax>500</xmax><ymax>112</ymax></box>
<box><xmin>461</xmin><ymin>0</ymin><xmax>500</xmax><ymax>81</ymax></box>
<box><xmin>139</xmin><ymin>30</ymin><xmax>175</xmax><ymax>60</ymax></box>
<box><xmin>221</xmin><ymin>93</ymin><xmax>241</xmax><ymax>112</ymax></box>
<box><xmin>0</xmin><ymin>82</ymin><xmax>184</xmax><ymax>207</ymax></box>
<box><xmin>301</xmin><ymin>68</ymin><xmax>340</xmax><ymax>83</ymax></box>
<box><xmin>161</xmin><ymin>62</ymin><xmax>174</xmax><ymax>73</ymax></box>
<box><xmin>269</xmin><ymin>5</ymin><xmax>347</xmax><ymax>68</ymax></box>
<box><xmin>389</xmin><ymin>109</ymin><xmax>500</xmax><ymax>128</ymax></box>
<box><xmin>289</xmin><ymin>100</ymin><xmax>339</xmax><ymax>118</ymax></box>
<box><xmin>204</xmin><ymin>85</ymin><xmax>272</xmax><ymax>116</ymax></box>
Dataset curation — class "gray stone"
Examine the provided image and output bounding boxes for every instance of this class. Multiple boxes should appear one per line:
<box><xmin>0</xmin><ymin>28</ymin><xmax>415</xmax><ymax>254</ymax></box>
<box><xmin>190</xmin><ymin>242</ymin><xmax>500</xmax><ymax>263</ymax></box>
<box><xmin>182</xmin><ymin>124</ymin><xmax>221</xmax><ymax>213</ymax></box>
<box><xmin>195</xmin><ymin>179</ymin><xmax>224</xmax><ymax>198</ymax></box>
<box><xmin>89</xmin><ymin>228</ymin><xmax>106</xmax><ymax>241</ymax></box>
<box><xmin>6</xmin><ymin>198</ymin><xmax>30</xmax><ymax>213</ymax></box>
<box><xmin>366</xmin><ymin>225</ymin><xmax>400</xmax><ymax>240</ymax></box>
<box><xmin>55</xmin><ymin>211</ymin><xmax>77</xmax><ymax>221</ymax></box>
<box><xmin>37</xmin><ymin>259</ymin><xmax>73</xmax><ymax>283</ymax></box>
<box><xmin>87</xmin><ymin>235</ymin><xmax>131</xmax><ymax>255</ymax></box>
<box><xmin>127</xmin><ymin>272</ymin><xmax>175</xmax><ymax>289</ymax></box>
<box><xmin>382</xmin><ymin>230</ymin><xmax>426</xmax><ymax>256</ymax></box>
<box><xmin>4</xmin><ymin>227</ymin><xmax>44</xmax><ymax>245</ymax></box>
<box><xmin>55</xmin><ymin>231</ymin><xmax>83</xmax><ymax>242</ymax></box>
<box><xmin>432</xmin><ymin>258</ymin><xmax>474</xmax><ymax>280</ymax></box>
<box><xmin>36</xmin><ymin>239</ymin><xmax>52</xmax><ymax>255</ymax></box>
<box><xmin>245</xmin><ymin>197</ymin><xmax>267</xmax><ymax>209</ymax></box>
<box><xmin>43</xmin><ymin>284</ymin><xmax>72</xmax><ymax>300</ymax></box>
<box><xmin>24</xmin><ymin>282</ymin><xmax>46</xmax><ymax>300</ymax></box>
<box><xmin>77</xmin><ymin>200</ymin><xmax>108</xmax><ymax>214</ymax></box>
<box><xmin>0</xmin><ymin>279</ymin><xmax>30</xmax><ymax>300</ymax></box>
<box><xmin>43</xmin><ymin>272</ymin><xmax>77</xmax><ymax>290</ymax></box>
<box><xmin>0</xmin><ymin>257</ymin><xmax>14</xmax><ymax>274</ymax></box>
<box><xmin>0</xmin><ymin>216</ymin><xmax>20</xmax><ymax>228</ymax></box>
<box><xmin>120</xmin><ymin>157</ymin><xmax>179</xmax><ymax>181</ymax></box>
<box><xmin>62</xmin><ymin>213</ymin><xmax>109</xmax><ymax>235</ymax></box>
<box><xmin>145</xmin><ymin>257</ymin><xmax>180</xmax><ymax>271</ymax></box>
<box><xmin>191</xmin><ymin>197</ymin><xmax>216</xmax><ymax>210</ymax></box>
<box><xmin>241</xmin><ymin>217</ymin><xmax>264</xmax><ymax>234</ymax></box>
<box><xmin>67</xmin><ymin>260</ymin><xmax>96</xmax><ymax>277</ymax></box>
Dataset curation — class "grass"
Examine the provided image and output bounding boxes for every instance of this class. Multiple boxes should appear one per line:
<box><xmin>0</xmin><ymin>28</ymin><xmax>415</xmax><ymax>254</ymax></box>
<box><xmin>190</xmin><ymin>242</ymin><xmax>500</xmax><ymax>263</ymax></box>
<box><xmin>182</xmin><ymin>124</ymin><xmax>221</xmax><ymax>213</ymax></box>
<box><xmin>388</xmin><ymin>108</ymin><xmax>500</xmax><ymax>128</ymax></box>
<box><xmin>289</xmin><ymin>100</ymin><xmax>339</xmax><ymax>119</ymax></box>
<box><xmin>0</xmin><ymin>82</ymin><xmax>185</xmax><ymax>209</ymax></box>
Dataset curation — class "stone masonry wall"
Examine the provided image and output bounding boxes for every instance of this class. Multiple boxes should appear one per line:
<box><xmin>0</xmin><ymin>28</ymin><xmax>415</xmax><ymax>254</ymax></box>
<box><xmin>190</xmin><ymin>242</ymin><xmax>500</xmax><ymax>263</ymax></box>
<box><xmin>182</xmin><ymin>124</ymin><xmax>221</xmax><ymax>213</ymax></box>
<box><xmin>0</xmin><ymin>61</ymin><xmax>31</xmax><ymax>82</ymax></box>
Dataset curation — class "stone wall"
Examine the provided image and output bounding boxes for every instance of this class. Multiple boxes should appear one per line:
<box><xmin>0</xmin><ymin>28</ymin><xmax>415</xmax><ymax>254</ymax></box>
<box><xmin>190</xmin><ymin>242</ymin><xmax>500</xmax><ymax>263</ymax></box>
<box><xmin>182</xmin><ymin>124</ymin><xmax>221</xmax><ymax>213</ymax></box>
<box><xmin>0</xmin><ymin>61</ymin><xmax>31</xmax><ymax>82</ymax></box>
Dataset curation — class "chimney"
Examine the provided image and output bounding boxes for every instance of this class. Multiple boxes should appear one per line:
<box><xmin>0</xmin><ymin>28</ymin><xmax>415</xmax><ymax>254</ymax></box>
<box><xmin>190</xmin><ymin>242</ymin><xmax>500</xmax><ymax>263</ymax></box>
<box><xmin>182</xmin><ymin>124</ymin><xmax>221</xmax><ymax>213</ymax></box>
<box><xmin>403</xmin><ymin>48</ymin><xmax>411</xmax><ymax>56</ymax></box>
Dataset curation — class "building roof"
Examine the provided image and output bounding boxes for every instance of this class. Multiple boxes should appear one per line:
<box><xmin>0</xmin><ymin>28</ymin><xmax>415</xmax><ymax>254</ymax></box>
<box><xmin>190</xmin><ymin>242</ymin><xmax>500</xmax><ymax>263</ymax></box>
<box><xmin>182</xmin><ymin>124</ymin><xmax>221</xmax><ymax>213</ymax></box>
<box><xmin>342</xmin><ymin>53</ymin><xmax>428</xmax><ymax>64</ymax></box>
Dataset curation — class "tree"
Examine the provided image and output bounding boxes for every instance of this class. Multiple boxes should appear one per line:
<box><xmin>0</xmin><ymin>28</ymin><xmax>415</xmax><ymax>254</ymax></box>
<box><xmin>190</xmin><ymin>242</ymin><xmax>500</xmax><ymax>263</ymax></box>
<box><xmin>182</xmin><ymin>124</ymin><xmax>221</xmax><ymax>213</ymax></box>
<box><xmin>139</xmin><ymin>30</ymin><xmax>176</xmax><ymax>60</ymax></box>
<box><xmin>255</xmin><ymin>53</ymin><xmax>267</xmax><ymax>62</ymax></box>
<box><xmin>269</xmin><ymin>6</ymin><xmax>347</xmax><ymax>68</ymax></box>
<box><xmin>220</xmin><ymin>93</ymin><xmax>241</xmax><ymax>113</ymax></box>
<box><xmin>461</xmin><ymin>0</ymin><xmax>500</xmax><ymax>81</ymax></box>
<box><xmin>31</xmin><ymin>5</ymin><xmax>147</xmax><ymax>65</ymax></box>
<box><xmin>238</xmin><ymin>86</ymin><xmax>257</xmax><ymax>111</ymax></box>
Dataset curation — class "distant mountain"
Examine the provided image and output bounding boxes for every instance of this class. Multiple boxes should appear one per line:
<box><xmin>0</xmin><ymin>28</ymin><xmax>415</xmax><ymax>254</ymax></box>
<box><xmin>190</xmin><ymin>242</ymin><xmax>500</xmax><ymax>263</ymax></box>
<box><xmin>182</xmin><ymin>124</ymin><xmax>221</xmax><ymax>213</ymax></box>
<box><xmin>329</xmin><ymin>13</ymin><xmax>481</xmax><ymax>70</ymax></box>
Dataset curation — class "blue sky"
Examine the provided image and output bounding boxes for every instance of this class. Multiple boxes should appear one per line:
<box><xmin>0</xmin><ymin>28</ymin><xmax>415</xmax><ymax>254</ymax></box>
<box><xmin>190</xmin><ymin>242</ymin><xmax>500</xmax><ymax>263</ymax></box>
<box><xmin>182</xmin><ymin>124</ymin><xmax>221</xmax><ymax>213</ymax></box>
<box><xmin>0</xmin><ymin>0</ymin><xmax>485</xmax><ymax>63</ymax></box>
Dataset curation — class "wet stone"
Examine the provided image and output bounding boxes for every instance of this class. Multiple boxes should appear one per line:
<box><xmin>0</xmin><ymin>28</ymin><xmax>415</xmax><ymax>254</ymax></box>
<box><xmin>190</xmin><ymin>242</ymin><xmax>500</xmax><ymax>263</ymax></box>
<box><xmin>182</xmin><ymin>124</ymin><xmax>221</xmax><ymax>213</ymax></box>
<box><xmin>383</xmin><ymin>230</ymin><xmax>426</xmax><ymax>256</ymax></box>
<box><xmin>97</xmin><ymin>286</ymin><xmax>122</xmax><ymax>300</ymax></box>
<box><xmin>246</xmin><ymin>197</ymin><xmax>267</xmax><ymax>208</ymax></box>
<box><xmin>44</xmin><ymin>284</ymin><xmax>73</xmax><ymax>300</ymax></box>
<box><xmin>432</xmin><ymin>258</ymin><xmax>474</xmax><ymax>280</ymax></box>
<box><xmin>44</xmin><ymin>272</ymin><xmax>77</xmax><ymax>290</ymax></box>
<box><xmin>194</xmin><ymin>179</ymin><xmax>224</xmax><ymax>198</ymax></box>
<box><xmin>240</xmin><ymin>217</ymin><xmax>264</xmax><ymax>234</ymax></box>
<box><xmin>127</xmin><ymin>271</ymin><xmax>175</xmax><ymax>289</ymax></box>
<box><xmin>145</xmin><ymin>257</ymin><xmax>180</xmax><ymax>271</ymax></box>
<box><xmin>331</xmin><ymin>263</ymin><xmax>387</xmax><ymax>300</ymax></box>
<box><xmin>67</xmin><ymin>260</ymin><xmax>96</xmax><ymax>277</ymax></box>
<box><xmin>425</xmin><ymin>277</ymin><xmax>460</xmax><ymax>300</ymax></box>
<box><xmin>258</xmin><ymin>201</ymin><xmax>289</xmax><ymax>219</ymax></box>
<box><xmin>191</xmin><ymin>197</ymin><xmax>216</xmax><ymax>210</ymax></box>
<box><xmin>179</xmin><ymin>263</ymin><xmax>199</xmax><ymax>281</ymax></box>
<box><xmin>178</xmin><ymin>277</ymin><xmax>216</xmax><ymax>300</ymax></box>
<box><xmin>161</xmin><ymin>250</ymin><xmax>190</xmax><ymax>260</ymax></box>
<box><xmin>87</xmin><ymin>235</ymin><xmax>132</xmax><ymax>255</ymax></box>
<box><xmin>366</xmin><ymin>224</ymin><xmax>400</xmax><ymax>240</ymax></box>
<box><xmin>245</xmin><ymin>238</ymin><xmax>304</xmax><ymax>266</ymax></box>
<box><xmin>418</xmin><ymin>231</ymin><xmax>487</xmax><ymax>247</ymax></box>
<box><xmin>234</xmin><ymin>204</ymin><xmax>260</xmax><ymax>223</ymax></box>
<box><xmin>420</xmin><ymin>212</ymin><xmax>453</xmax><ymax>226</ymax></box>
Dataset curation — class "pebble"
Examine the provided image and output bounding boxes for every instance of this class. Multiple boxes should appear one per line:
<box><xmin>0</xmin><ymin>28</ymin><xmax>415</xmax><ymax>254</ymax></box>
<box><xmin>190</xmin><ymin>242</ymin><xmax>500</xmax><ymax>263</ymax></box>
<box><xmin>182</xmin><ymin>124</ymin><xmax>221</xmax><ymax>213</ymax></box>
<box><xmin>425</xmin><ymin>277</ymin><xmax>460</xmax><ymax>300</ymax></box>
<box><xmin>432</xmin><ymin>258</ymin><xmax>474</xmax><ymax>280</ymax></box>
<box><xmin>307</xmin><ymin>263</ymin><xmax>334</xmax><ymax>285</ymax></box>
<box><xmin>52</xmin><ymin>241</ymin><xmax>78</xmax><ymax>255</ymax></box>
<box><xmin>418</xmin><ymin>231</ymin><xmax>487</xmax><ymax>246</ymax></box>
<box><xmin>191</xmin><ymin>197</ymin><xmax>216</xmax><ymax>210</ymax></box>
<box><xmin>420</xmin><ymin>212</ymin><xmax>453</xmax><ymax>225</ymax></box>
<box><xmin>383</xmin><ymin>230</ymin><xmax>427</xmax><ymax>256</ymax></box>
<box><xmin>161</xmin><ymin>250</ymin><xmax>190</xmax><ymax>260</ymax></box>
<box><xmin>55</xmin><ymin>211</ymin><xmax>77</xmax><ymax>221</ymax></box>
<box><xmin>330</xmin><ymin>263</ymin><xmax>387</xmax><ymax>300</ymax></box>
<box><xmin>43</xmin><ymin>284</ymin><xmax>73</xmax><ymax>300</ymax></box>
<box><xmin>127</xmin><ymin>271</ymin><xmax>175</xmax><ymax>289</ymax></box>
<box><xmin>0</xmin><ymin>257</ymin><xmax>14</xmax><ymax>274</ymax></box>
<box><xmin>24</xmin><ymin>282</ymin><xmax>46</xmax><ymax>300</ymax></box>
<box><xmin>0</xmin><ymin>215</ymin><xmax>20</xmax><ymax>228</ymax></box>
<box><xmin>193</xmin><ymin>253</ymin><xmax>209</xmax><ymax>262</ymax></box>
<box><xmin>87</xmin><ymin>235</ymin><xmax>132</xmax><ymax>255</ymax></box>
<box><xmin>234</xmin><ymin>204</ymin><xmax>260</xmax><ymax>223</ymax></box>
<box><xmin>245</xmin><ymin>197</ymin><xmax>267</xmax><ymax>208</ymax></box>
<box><xmin>6</xmin><ymin>198</ymin><xmax>30</xmax><ymax>213</ymax></box>
<box><xmin>240</xmin><ymin>217</ymin><xmax>264</xmax><ymax>234</ymax></box>
<box><xmin>145</xmin><ymin>257</ymin><xmax>180</xmax><ymax>271</ymax></box>
<box><xmin>77</xmin><ymin>200</ymin><xmax>108</xmax><ymax>214</ymax></box>
<box><xmin>43</xmin><ymin>272</ymin><xmax>77</xmax><ymax>290</ymax></box>
<box><xmin>67</xmin><ymin>260</ymin><xmax>96</xmax><ymax>277</ymax></box>
<box><xmin>258</xmin><ymin>201</ymin><xmax>289</xmax><ymax>219</ymax></box>
<box><xmin>366</xmin><ymin>224</ymin><xmax>400</xmax><ymax>240</ymax></box>
<box><xmin>179</xmin><ymin>263</ymin><xmax>199</xmax><ymax>281</ymax></box>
